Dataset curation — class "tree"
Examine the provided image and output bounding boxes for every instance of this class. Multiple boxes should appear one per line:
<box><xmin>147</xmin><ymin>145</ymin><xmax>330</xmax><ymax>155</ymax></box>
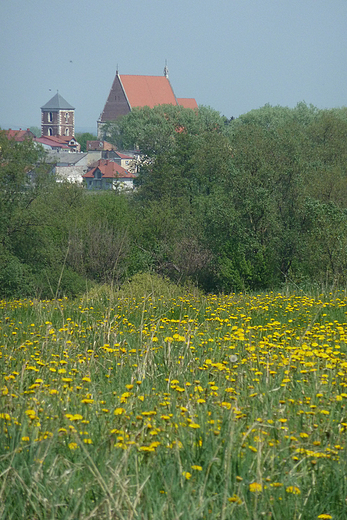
<box><xmin>0</xmin><ymin>131</ymin><xmax>54</xmax><ymax>296</ymax></box>
<box><xmin>29</xmin><ymin>126</ymin><xmax>41</xmax><ymax>137</ymax></box>
<box><xmin>103</xmin><ymin>104</ymin><xmax>229</xmax><ymax>155</ymax></box>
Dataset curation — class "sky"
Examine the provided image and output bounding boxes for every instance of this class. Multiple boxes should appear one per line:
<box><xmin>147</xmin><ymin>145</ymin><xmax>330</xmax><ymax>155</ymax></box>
<box><xmin>1</xmin><ymin>0</ymin><xmax>347</xmax><ymax>134</ymax></box>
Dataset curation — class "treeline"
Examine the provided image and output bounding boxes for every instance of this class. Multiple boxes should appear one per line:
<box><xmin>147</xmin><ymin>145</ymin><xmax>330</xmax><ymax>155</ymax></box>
<box><xmin>1</xmin><ymin>101</ymin><xmax>347</xmax><ymax>298</ymax></box>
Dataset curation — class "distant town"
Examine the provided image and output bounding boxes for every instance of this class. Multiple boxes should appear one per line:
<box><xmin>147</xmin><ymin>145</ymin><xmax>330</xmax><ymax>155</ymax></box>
<box><xmin>4</xmin><ymin>67</ymin><xmax>197</xmax><ymax>191</ymax></box>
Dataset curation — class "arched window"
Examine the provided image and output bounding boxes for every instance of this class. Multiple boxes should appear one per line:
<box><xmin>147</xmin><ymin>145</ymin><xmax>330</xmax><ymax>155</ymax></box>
<box><xmin>65</xmin><ymin>128</ymin><xmax>69</xmax><ymax>136</ymax></box>
<box><xmin>65</xmin><ymin>112</ymin><xmax>69</xmax><ymax>123</ymax></box>
<box><xmin>48</xmin><ymin>112</ymin><xmax>53</xmax><ymax>122</ymax></box>
<box><xmin>48</xmin><ymin>127</ymin><xmax>53</xmax><ymax>136</ymax></box>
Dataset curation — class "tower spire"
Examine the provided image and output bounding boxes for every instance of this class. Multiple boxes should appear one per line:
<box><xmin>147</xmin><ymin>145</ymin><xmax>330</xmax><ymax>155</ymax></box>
<box><xmin>164</xmin><ymin>60</ymin><xmax>169</xmax><ymax>79</ymax></box>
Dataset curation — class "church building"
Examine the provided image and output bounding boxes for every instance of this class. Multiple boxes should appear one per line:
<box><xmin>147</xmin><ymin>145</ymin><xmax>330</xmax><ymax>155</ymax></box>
<box><xmin>41</xmin><ymin>92</ymin><xmax>75</xmax><ymax>137</ymax></box>
<box><xmin>97</xmin><ymin>66</ymin><xmax>197</xmax><ymax>138</ymax></box>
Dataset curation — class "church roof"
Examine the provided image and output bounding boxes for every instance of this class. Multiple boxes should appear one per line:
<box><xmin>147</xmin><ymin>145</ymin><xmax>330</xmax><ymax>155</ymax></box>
<box><xmin>41</xmin><ymin>93</ymin><xmax>74</xmax><ymax>111</ymax></box>
<box><xmin>177</xmin><ymin>98</ymin><xmax>198</xmax><ymax>109</ymax></box>
<box><xmin>119</xmin><ymin>75</ymin><xmax>177</xmax><ymax>108</ymax></box>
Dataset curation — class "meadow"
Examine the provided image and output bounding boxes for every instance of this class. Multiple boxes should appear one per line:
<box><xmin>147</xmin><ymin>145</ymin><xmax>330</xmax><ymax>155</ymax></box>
<box><xmin>1</xmin><ymin>280</ymin><xmax>347</xmax><ymax>519</ymax></box>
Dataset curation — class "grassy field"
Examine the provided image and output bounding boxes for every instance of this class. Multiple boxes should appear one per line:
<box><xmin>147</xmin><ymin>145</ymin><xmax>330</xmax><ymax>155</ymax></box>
<box><xmin>1</xmin><ymin>281</ymin><xmax>347</xmax><ymax>519</ymax></box>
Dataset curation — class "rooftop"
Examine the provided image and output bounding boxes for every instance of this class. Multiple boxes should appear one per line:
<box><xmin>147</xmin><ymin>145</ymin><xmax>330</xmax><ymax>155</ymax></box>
<box><xmin>41</xmin><ymin>93</ymin><xmax>74</xmax><ymax>111</ymax></box>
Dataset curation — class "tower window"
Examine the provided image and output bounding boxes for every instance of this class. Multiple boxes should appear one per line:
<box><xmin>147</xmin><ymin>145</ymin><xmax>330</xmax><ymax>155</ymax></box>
<box><xmin>65</xmin><ymin>113</ymin><xmax>69</xmax><ymax>123</ymax></box>
<box><xmin>65</xmin><ymin>128</ymin><xmax>69</xmax><ymax>136</ymax></box>
<box><xmin>48</xmin><ymin>112</ymin><xmax>53</xmax><ymax>122</ymax></box>
<box><xmin>48</xmin><ymin>127</ymin><xmax>53</xmax><ymax>136</ymax></box>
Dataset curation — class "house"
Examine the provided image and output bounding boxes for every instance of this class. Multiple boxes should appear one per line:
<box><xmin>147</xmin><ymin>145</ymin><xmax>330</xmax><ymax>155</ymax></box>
<box><xmin>45</xmin><ymin>151</ymin><xmax>89</xmax><ymax>183</ymax></box>
<box><xmin>35</xmin><ymin>135</ymin><xmax>80</xmax><ymax>152</ymax></box>
<box><xmin>85</xmin><ymin>142</ymin><xmax>137</xmax><ymax>171</ymax></box>
<box><xmin>97</xmin><ymin>66</ymin><xmax>198</xmax><ymax>137</ymax></box>
<box><xmin>6</xmin><ymin>128</ymin><xmax>35</xmax><ymax>141</ymax></box>
<box><xmin>83</xmin><ymin>159</ymin><xmax>136</xmax><ymax>190</ymax></box>
<box><xmin>86</xmin><ymin>140</ymin><xmax>116</xmax><ymax>152</ymax></box>
<box><xmin>41</xmin><ymin>92</ymin><xmax>75</xmax><ymax>138</ymax></box>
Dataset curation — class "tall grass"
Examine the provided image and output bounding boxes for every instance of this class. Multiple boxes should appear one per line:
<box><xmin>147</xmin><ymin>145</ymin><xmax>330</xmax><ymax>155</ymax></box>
<box><xmin>1</xmin><ymin>282</ymin><xmax>347</xmax><ymax>518</ymax></box>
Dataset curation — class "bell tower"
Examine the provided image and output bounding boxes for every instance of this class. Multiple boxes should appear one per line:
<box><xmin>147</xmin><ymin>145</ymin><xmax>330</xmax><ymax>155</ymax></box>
<box><xmin>41</xmin><ymin>92</ymin><xmax>75</xmax><ymax>137</ymax></box>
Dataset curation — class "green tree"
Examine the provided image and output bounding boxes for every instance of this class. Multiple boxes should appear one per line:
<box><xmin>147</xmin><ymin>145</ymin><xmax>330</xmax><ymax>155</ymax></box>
<box><xmin>29</xmin><ymin>126</ymin><xmax>41</xmax><ymax>137</ymax></box>
<box><xmin>0</xmin><ymin>130</ymin><xmax>53</xmax><ymax>296</ymax></box>
<box><xmin>103</xmin><ymin>104</ymin><xmax>228</xmax><ymax>155</ymax></box>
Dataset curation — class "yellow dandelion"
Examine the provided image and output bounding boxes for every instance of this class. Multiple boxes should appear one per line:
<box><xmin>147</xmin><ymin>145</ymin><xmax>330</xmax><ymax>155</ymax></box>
<box><xmin>114</xmin><ymin>408</ymin><xmax>126</xmax><ymax>415</ymax></box>
<box><xmin>228</xmin><ymin>495</ymin><xmax>242</xmax><ymax>504</ymax></box>
<box><xmin>249</xmin><ymin>482</ymin><xmax>262</xmax><ymax>493</ymax></box>
<box><xmin>286</xmin><ymin>486</ymin><xmax>301</xmax><ymax>495</ymax></box>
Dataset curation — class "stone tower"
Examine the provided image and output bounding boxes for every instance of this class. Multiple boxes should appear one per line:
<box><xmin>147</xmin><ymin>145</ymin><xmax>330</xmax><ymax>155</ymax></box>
<box><xmin>41</xmin><ymin>92</ymin><xmax>75</xmax><ymax>137</ymax></box>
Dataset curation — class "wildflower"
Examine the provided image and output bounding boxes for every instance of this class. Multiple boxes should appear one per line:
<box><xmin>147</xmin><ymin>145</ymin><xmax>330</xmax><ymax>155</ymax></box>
<box><xmin>114</xmin><ymin>408</ymin><xmax>126</xmax><ymax>415</ymax></box>
<box><xmin>68</xmin><ymin>442</ymin><xmax>78</xmax><ymax>450</ymax></box>
<box><xmin>286</xmin><ymin>486</ymin><xmax>301</xmax><ymax>494</ymax></box>
<box><xmin>317</xmin><ymin>515</ymin><xmax>332</xmax><ymax>519</ymax></box>
<box><xmin>228</xmin><ymin>495</ymin><xmax>242</xmax><ymax>504</ymax></box>
<box><xmin>182</xmin><ymin>471</ymin><xmax>192</xmax><ymax>480</ymax></box>
<box><xmin>191</xmin><ymin>465</ymin><xmax>203</xmax><ymax>471</ymax></box>
<box><xmin>249</xmin><ymin>482</ymin><xmax>262</xmax><ymax>493</ymax></box>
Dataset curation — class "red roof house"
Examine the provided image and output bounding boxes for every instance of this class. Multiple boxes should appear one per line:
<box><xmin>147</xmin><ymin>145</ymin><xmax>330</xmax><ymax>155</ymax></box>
<box><xmin>34</xmin><ymin>135</ymin><xmax>80</xmax><ymax>152</ymax></box>
<box><xmin>6</xmin><ymin>128</ymin><xmax>35</xmax><ymax>141</ymax></box>
<box><xmin>83</xmin><ymin>159</ymin><xmax>136</xmax><ymax>190</ymax></box>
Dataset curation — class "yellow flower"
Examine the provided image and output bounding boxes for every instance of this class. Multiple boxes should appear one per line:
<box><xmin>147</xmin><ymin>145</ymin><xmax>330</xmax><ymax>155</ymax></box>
<box><xmin>317</xmin><ymin>515</ymin><xmax>332</xmax><ymax>519</ymax></box>
<box><xmin>249</xmin><ymin>482</ymin><xmax>262</xmax><ymax>493</ymax></box>
<box><xmin>228</xmin><ymin>494</ymin><xmax>242</xmax><ymax>504</ymax></box>
<box><xmin>182</xmin><ymin>471</ymin><xmax>192</xmax><ymax>480</ymax></box>
<box><xmin>286</xmin><ymin>486</ymin><xmax>301</xmax><ymax>495</ymax></box>
<box><xmin>191</xmin><ymin>465</ymin><xmax>202</xmax><ymax>471</ymax></box>
<box><xmin>114</xmin><ymin>408</ymin><xmax>126</xmax><ymax>415</ymax></box>
<box><xmin>68</xmin><ymin>442</ymin><xmax>78</xmax><ymax>450</ymax></box>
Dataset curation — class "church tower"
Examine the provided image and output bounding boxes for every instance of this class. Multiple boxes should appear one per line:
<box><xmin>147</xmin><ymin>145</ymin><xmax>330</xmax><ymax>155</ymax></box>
<box><xmin>41</xmin><ymin>93</ymin><xmax>75</xmax><ymax>137</ymax></box>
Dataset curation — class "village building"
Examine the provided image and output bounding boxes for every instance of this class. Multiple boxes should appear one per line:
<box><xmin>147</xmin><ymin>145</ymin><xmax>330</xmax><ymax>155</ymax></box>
<box><xmin>44</xmin><ymin>151</ymin><xmax>89</xmax><ymax>183</ymax></box>
<box><xmin>97</xmin><ymin>67</ymin><xmax>198</xmax><ymax>138</ymax></box>
<box><xmin>83</xmin><ymin>159</ymin><xmax>136</xmax><ymax>190</ymax></box>
<box><xmin>34</xmin><ymin>135</ymin><xmax>80</xmax><ymax>152</ymax></box>
<box><xmin>5</xmin><ymin>128</ymin><xmax>36</xmax><ymax>141</ymax></box>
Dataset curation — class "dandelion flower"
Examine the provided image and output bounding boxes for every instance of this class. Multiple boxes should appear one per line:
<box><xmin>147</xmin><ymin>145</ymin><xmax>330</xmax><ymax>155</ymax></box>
<box><xmin>249</xmin><ymin>482</ymin><xmax>262</xmax><ymax>493</ymax></box>
<box><xmin>286</xmin><ymin>486</ymin><xmax>301</xmax><ymax>494</ymax></box>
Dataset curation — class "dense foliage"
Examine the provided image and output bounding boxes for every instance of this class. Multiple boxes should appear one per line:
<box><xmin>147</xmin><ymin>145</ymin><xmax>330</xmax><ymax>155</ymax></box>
<box><xmin>1</xmin><ymin>101</ymin><xmax>347</xmax><ymax>298</ymax></box>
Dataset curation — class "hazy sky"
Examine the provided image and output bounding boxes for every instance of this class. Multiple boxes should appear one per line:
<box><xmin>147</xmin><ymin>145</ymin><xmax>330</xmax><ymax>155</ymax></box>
<box><xmin>1</xmin><ymin>0</ymin><xmax>347</xmax><ymax>133</ymax></box>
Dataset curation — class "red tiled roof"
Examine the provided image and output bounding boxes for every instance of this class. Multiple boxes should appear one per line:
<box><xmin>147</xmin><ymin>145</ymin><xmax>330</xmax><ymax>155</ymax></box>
<box><xmin>83</xmin><ymin>159</ymin><xmax>136</xmax><ymax>179</ymax></box>
<box><xmin>177</xmin><ymin>98</ymin><xmax>198</xmax><ymax>109</ymax></box>
<box><xmin>6</xmin><ymin>128</ymin><xmax>35</xmax><ymax>141</ymax></box>
<box><xmin>120</xmin><ymin>75</ymin><xmax>177</xmax><ymax>109</ymax></box>
<box><xmin>34</xmin><ymin>137</ymin><xmax>69</xmax><ymax>149</ymax></box>
<box><xmin>87</xmin><ymin>140</ymin><xmax>116</xmax><ymax>151</ymax></box>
